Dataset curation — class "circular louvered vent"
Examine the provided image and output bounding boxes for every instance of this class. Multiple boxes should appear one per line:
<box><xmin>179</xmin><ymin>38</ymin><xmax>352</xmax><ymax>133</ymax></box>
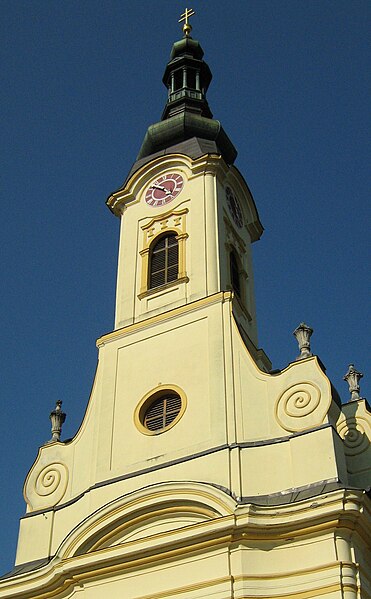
<box><xmin>135</xmin><ymin>385</ymin><xmax>186</xmax><ymax>435</ymax></box>
<box><xmin>144</xmin><ymin>394</ymin><xmax>182</xmax><ymax>431</ymax></box>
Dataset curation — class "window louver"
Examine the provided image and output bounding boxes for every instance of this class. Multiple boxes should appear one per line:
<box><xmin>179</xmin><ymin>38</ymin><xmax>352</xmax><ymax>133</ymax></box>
<box><xmin>149</xmin><ymin>233</ymin><xmax>179</xmax><ymax>290</ymax></box>
<box><xmin>230</xmin><ymin>250</ymin><xmax>241</xmax><ymax>297</ymax></box>
<box><xmin>144</xmin><ymin>394</ymin><xmax>182</xmax><ymax>431</ymax></box>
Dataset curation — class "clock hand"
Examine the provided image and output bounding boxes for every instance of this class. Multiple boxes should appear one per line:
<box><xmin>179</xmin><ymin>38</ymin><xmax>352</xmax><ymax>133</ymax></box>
<box><xmin>151</xmin><ymin>184</ymin><xmax>173</xmax><ymax>195</ymax></box>
<box><xmin>151</xmin><ymin>185</ymin><xmax>173</xmax><ymax>195</ymax></box>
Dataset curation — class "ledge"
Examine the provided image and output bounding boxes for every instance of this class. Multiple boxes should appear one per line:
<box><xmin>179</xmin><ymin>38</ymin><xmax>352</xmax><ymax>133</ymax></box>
<box><xmin>138</xmin><ymin>276</ymin><xmax>189</xmax><ymax>300</ymax></box>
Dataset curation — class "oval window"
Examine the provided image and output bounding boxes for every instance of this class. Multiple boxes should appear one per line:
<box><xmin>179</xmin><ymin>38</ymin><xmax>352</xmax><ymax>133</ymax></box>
<box><xmin>135</xmin><ymin>386</ymin><xmax>186</xmax><ymax>435</ymax></box>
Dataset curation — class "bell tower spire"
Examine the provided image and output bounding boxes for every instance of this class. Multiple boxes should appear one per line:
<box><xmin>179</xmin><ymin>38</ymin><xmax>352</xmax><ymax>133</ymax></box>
<box><xmin>136</xmin><ymin>12</ymin><xmax>237</xmax><ymax>165</ymax></box>
<box><xmin>161</xmin><ymin>7</ymin><xmax>212</xmax><ymax>120</ymax></box>
<box><xmin>107</xmin><ymin>15</ymin><xmax>264</xmax><ymax>357</ymax></box>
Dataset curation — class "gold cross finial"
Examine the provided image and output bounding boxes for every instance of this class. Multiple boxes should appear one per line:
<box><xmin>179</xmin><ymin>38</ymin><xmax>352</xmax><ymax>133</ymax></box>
<box><xmin>179</xmin><ymin>8</ymin><xmax>195</xmax><ymax>37</ymax></box>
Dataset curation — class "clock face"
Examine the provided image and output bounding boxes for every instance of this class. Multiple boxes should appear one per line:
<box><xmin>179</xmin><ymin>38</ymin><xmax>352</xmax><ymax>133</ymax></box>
<box><xmin>145</xmin><ymin>173</ymin><xmax>184</xmax><ymax>207</ymax></box>
<box><xmin>226</xmin><ymin>187</ymin><xmax>243</xmax><ymax>228</ymax></box>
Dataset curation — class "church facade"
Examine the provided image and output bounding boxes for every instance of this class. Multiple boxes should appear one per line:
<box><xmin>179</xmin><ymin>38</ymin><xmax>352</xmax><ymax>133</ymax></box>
<box><xmin>1</xmin><ymin>13</ymin><xmax>370</xmax><ymax>599</ymax></box>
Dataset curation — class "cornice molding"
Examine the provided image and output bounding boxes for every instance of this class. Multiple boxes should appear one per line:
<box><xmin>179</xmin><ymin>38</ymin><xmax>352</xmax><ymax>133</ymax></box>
<box><xmin>1</xmin><ymin>487</ymin><xmax>369</xmax><ymax>598</ymax></box>
<box><xmin>96</xmin><ymin>291</ymin><xmax>232</xmax><ymax>348</ymax></box>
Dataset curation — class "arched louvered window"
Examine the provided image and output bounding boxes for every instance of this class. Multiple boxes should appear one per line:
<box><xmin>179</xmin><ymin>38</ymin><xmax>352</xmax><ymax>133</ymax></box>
<box><xmin>149</xmin><ymin>233</ymin><xmax>179</xmax><ymax>290</ymax></box>
<box><xmin>230</xmin><ymin>250</ymin><xmax>241</xmax><ymax>298</ymax></box>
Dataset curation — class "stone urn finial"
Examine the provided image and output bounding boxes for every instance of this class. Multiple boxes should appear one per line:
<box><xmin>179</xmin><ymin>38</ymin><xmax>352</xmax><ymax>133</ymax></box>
<box><xmin>293</xmin><ymin>322</ymin><xmax>313</xmax><ymax>360</ymax></box>
<box><xmin>343</xmin><ymin>364</ymin><xmax>363</xmax><ymax>402</ymax></box>
<box><xmin>48</xmin><ymin>400</ymin><xmax>66</xmax><ymax>443</ymax></box>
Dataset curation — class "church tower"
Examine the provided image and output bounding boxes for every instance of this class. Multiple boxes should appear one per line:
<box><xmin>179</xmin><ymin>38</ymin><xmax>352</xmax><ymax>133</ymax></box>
<box><xmin>1</xmin><ymin>11</ymin><xmax>370</xmax><ymax>599</ymax></box>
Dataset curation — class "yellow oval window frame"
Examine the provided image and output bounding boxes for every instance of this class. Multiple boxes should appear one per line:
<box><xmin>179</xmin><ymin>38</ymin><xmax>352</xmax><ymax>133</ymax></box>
<box><xmin>134</xmin><ymin>384</ymin><xmax>187</xmax><ymax>436</ymax></box>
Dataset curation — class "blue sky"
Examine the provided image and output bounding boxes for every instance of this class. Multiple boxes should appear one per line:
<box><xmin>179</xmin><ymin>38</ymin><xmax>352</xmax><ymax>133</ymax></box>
<box><xmin>0</xmin><ymin>0</ymin><xmax>370</xmax><ymax>574</ymax></box>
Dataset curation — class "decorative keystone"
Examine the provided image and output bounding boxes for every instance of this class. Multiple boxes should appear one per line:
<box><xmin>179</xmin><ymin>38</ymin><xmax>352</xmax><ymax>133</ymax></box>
<box><xmin>293</xmin><ymin>322</ymin><xmax>313</xmax><ymax>360</ymax></box>
<box><xmin>48</xmin><ymin>400</ymin><xmax>66</xmax><ymax>443</ymax></box>
<box><xmin>343</xmin><ymin>364</ymin><xmax>363</xmax><ymax>402</ymax></box>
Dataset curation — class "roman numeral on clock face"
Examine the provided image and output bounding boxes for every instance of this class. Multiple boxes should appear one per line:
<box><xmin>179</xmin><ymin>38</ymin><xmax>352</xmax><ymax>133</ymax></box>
<box><xmin>145</xmin><ymin>173</ymin><xmax>184</xmax><ymax>207</ymax></box>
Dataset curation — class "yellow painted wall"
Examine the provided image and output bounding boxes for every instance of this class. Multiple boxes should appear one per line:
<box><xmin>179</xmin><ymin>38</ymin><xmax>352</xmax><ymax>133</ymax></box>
<box><xmin>2</xmin><ymin>153</ymin><xmax>370</xmax><ymax>598</ymax></box>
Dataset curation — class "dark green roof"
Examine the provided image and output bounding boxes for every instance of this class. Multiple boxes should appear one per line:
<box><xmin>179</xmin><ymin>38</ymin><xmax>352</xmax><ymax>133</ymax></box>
<box><xmin>169</xmin><ymin>36</ymin><xmax>204</xmax><ymax>61</ymax></box>
<box><xmin>137</xmin><ymin>112</ymin><xmax>237</xmax><ymax>164</ymax></box>
<box><xmin>136</xmin><ymin>34</ymin><xmax>237</xmax><ymax>166</ymax></box>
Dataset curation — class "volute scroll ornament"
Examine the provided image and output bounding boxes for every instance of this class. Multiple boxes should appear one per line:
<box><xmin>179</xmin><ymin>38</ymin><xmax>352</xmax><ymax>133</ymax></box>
<box><xmin>275</xmin><ymin>382</ymin><xmax>326</xmax><ymax>432</ymax></box>
<box><xmin>337</xmin><ymin>416</ymin><xmax>370</xmax><ymax>457</ymax></box>
<box><xmin>24</xmin><ymin>461</ymin><xmax>69</xmax><ymax>511</ymax></box>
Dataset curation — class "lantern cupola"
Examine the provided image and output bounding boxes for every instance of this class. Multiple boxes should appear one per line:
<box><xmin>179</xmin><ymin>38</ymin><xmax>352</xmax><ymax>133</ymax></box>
<box><xmin>161</xmin><ymin>36</ymin><xmax>212</xmax><ymax>120</ymax></box>
<box><xmin>136</xmin><ymin>14</ymin><xmax>237</xmax><ymax>166</ymax></box>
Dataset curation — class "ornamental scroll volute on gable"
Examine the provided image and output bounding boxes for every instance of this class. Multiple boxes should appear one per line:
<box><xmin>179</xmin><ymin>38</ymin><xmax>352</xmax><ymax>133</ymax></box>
<box><xmin>24</xmin><ymin>445</ymin><xmax>70</xmax><ymax>512</ymax></box>
<box><xmin>272</xmin><ymin>358</ymin><xmax>336</xmax><ymax>435</ymax></box>
<box><xmin>336</xmin><ymin>399</ymin><xmax>371</xmax><ymax>487</ymax></box>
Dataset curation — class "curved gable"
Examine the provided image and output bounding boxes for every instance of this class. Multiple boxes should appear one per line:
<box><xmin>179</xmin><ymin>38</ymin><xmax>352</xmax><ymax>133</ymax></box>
<box><xmin>59</xmin><ymin>481</ymin><xmax>235</xmax><ymax>559</ymax></box>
